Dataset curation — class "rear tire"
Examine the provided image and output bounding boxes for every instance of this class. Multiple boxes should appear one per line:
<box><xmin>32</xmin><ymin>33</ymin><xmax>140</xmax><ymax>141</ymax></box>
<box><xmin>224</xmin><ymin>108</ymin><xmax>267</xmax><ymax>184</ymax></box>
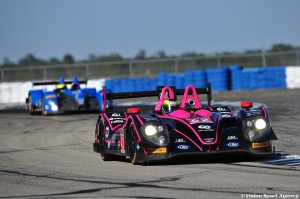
<box><xmin>28</xmin><ymin>95</ymin><xmax>34</xmax><ymax>115</ymax></box>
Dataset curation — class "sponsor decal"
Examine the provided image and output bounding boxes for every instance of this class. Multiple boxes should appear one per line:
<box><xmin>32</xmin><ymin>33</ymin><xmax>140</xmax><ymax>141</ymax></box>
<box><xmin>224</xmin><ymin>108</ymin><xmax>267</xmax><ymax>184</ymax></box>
<box><xmin>204</xmin><ymin>138</ymin><xmax>214</xmax><ymax>143</ymax></box>
<box><xmin>109</xmin><ymin>116</ymin><xmax>126</xmax><ymax>124</ymax></box>
<box><xmin>110</xmin><ymin>134</ymin><xmax>119</xmax><ymax>143</ymax></box>
<box><xmin>187</xmin><ymin>117</ymin><xmax>213</xmax><ymax>124</ymax></box>
<box><xmin>227</xmin><ymin>135</ymin><xmax>238</xmax><ymax>140</ymax></box>
<box><xmin>111</xmin><ymin>120</ymin><xmax>125</xmax><ymax>124</ymax></box>
<box><xmin>120</xmin><ymin>129</ymin><xmax>125</xmax><ymax>153</ymax></box>
<box><xmin>217</xmin><ymin>107</ymin><xmax>227</xmax><ymax>111</ymax></box>
<box><xmin>111</xmin><ymin>113</ymin><xmax>121</xmax><ymax>117</ymax></box>
<box><xmin>246</xmin><ymin>111</ymin><xmax>262</xmax><ymax>116</ymax></box>
<box><xmin>45</xmin><ymin>94</ymin><xmax>56</xmax><ymax>99</ymax></box>
<box><xmin>147</xmin><ymin>147</ymin><xmax>167</xmax><ymax>154</ymax></box>
<box><xmin>105</xmin><ymin>126</ymin><xmax>110</xmax><ymax>138</ymax></box>
<box><xmin>110</xmin><ymin>117</ymin><xmax>125</xmax><ymax>120</ymax></box>
<box><xmin>198</xmin><ymin>125</ymin><xmax>211</xmax><ymax>130</ymax></box>
<box><xmin>227</xmin><ymin>142</ymin><xmax>240</xmax><ymax>148</ymax></box>
<box><xmin>197</xmin><ymin>125</ymin><xmax>214</xmax><ymax>131</ymax></box>
<box><xmin>252</xmin><ymin>141</ymin><xmax>270</xmax><ymax>149</ymax></box>
<box><xmin>222</xmin><ymin>113</ymin><xmax>232</xmax><ymax>118</ymax></box>
<box><xmin>177</xmin><ymin>145</ymin><xmax>190</xmax><ymax>150</ymax></box>
<box><xmin>174</xmin><ymin>138</ymin><xmax>186</xmax><ymax>143</ymax></box>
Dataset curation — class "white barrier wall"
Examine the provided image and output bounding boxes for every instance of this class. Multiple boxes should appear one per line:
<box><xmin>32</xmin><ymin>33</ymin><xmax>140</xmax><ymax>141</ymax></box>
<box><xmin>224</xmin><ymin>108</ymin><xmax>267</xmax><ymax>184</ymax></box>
<box><xmin>0</xmin><ymin>78</ymin><xmax>106</xmax><ymax>104</ymax></box>
<box><xmin>286</xmin><ymin>66</ymin><xmax>300</xmax><ymax>89</ymax></box>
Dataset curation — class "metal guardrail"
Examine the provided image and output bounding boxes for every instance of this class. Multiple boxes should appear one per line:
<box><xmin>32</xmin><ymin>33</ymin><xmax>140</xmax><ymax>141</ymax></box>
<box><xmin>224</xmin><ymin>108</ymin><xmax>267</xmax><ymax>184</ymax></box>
<box><xmin>0</xmin><ymin>50</ymin><xmax>299</xmax><ymax>82</ymax></box>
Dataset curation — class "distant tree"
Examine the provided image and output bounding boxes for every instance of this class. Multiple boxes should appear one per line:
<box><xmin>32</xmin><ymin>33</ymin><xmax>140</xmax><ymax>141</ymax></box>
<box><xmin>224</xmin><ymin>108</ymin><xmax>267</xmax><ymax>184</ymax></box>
<box><xmin>135</xmin><ymin>49</ymin><xmax>146</xmax><ymax>60</ymax></box>
<box><xmin>93</xmin><ymin>53</ymin><xmax>123</xmax><ymax>62</ymax></box>
<box><xmin>49</xmin><ymin>57</ymin><xmax>61</xmax><ymax>65</ymax></box>
<box><xmin>245</xmin><ymin>49</ymin><xmax>263</xmax><ymax>54</ymax></box>
<box><xmin>88</xmin><ymin>53</ymin><xmax>97</xmax><ymax>62</ymax></box>
<box><xmin>18</xmin><ymin>54</ymin><xmax>46</xmax><ymax>66</ymax></box>
<box><xmin>63</xmin><ymin>54</ymin><xmax>75</xmax><ymax>64</ymax></box>
<box><xmin>155</xmin><ymin>50</ymin><xmax>167</xmax><ymax>59</ymax></box>
<box><xmin>268</xmin><ymin>44</ymin><xmax>294</xmax><ymax>52</ymax></box>
<box><xmin>2</xmin><ymin>57</ymin><xmax>16</xmax><ymax>67</ymax></box>
<box><xmin>181</xmin><ymin>52</ymin><xmax>198</xmax><ymax>57</ymax></box>
<box><xmin>221</xmin><ymin>51</ymin><xmax>235</xmax><ymax>56</ymax></box>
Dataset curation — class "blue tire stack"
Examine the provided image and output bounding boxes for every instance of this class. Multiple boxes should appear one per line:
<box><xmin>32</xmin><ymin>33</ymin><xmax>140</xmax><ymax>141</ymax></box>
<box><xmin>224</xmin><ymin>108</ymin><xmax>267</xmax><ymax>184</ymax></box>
<box><xmin>175</xmin><ymin>75</ymin><xmax>185</xmax><ymax>89</ymax></box>
<box><xmin>205</xmin><ymin>67</ymin><xmax>229</xmax><ymax>91</ymax></box>
<box><xmin>184</xmin><ymin>70</ymin><xmax>195</xmax><ymax>87</ymax></box>
<box><xmin>157</xmin><ymin>72</ymin><xmax>168</xmax><ymax>87</ymax></box>
<box><xmin>193</xmin><ymin>70</ymin><xmax>206</xmax><ymax>88</ymax></box>
<box><xmin>263</xmin><ymin>67</ymin><xmax>286</xmax><ymax>89</ymax></box>
<box><xmin>166</xmin><ymin>74</ymin><xmax>176</xmax><ymax>87</ymax></box>
<box><xmin>229</xmin><ymin>65</ymin><xmax>243</xmax><ymax>90</ymax></box>
<box><xmin>104</xmin><ymin>65</ymin><xmax>287</xmax><ymax>93</ymax></box>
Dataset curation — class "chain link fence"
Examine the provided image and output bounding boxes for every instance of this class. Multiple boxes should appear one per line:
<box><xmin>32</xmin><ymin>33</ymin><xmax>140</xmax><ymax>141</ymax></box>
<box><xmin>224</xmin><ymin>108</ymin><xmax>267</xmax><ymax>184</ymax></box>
<box><xmin>1</xmin><ymin>50</ymin><xmax>299</xmax><ymax>82</ymax></box>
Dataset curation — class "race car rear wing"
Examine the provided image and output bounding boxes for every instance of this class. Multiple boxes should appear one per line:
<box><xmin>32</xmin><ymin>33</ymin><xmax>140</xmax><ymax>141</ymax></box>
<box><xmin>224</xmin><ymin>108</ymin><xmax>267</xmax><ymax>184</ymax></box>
<box><xmin>32</xmin><ymin>80</ymin><xmax>87</xmax><ymax>86</ymax></box>
<box><xmin>102</xmin><ymin>83</ymin><xmax>212</xmax><ymax>111</ymax></box>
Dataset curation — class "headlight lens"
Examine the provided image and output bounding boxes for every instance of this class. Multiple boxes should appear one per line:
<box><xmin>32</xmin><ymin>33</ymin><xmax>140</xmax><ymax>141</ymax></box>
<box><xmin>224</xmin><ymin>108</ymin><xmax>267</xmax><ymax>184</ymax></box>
<box><xmin>243</xmin><ymin>116</ymin><xmax>269</xmax><ymax>142</ymax></box>
<box><xmin>142</xmin><ymin>122</ymin><xmax>168</xmax><ymax>146</ymax></box>
<box><xmin>157</xmin><ymin>125</ymin><xmax>164</xmax><ymax>132</ymax></box>
<box><xmin>49</xmin><ymin>101</ymin><xmax>58</xmax><ymax>111</ymax></box>
<box><xmin>255</xmin><ymin>119</ymin><xmax>266</xmax><ymax>130</ymax></box>
<box><xmin>145</xmin><ymin>125</ymin><xmax>157</xmax><ymax>136</ymax></box>
<box><xmin>246</xmin><ymin>120</ymin><xmax>254</xmax><ymax>127</ymax></box>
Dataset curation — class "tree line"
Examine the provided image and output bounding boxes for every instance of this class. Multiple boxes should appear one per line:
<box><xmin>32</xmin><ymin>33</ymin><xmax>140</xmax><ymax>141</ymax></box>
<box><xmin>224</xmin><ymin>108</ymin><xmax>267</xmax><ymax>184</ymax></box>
<box><xmin>1</xmin><ymin>43</ymin><xmax>299</xmax><ymax>68</ymax></box>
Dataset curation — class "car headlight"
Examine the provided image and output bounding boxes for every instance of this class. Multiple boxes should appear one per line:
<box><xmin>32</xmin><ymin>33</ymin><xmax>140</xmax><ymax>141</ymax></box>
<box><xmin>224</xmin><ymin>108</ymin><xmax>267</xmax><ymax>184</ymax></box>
<box><xmin>246</xmin><ymin>120</ymin><xmax>254</xmax><ymax>128</ymax></box>
<box><xmin>243</xmin><ymin>117</ymin><xmax>269</xmax><ymax>142</ymax></box>
<box><xmin>255</xmin><ymin>119</ymin><xmax>266</xmax><ymax>130</ymax></box>
<box><xmin>157</xmin><ymin>125</ymin><xmax>164</xmax><ymax>132</ymax></box>
<box><xmin>49</xmin><ymin>101</ymin><xmax>58</xmax><ymax>111</ymax></box>
<box><xmin>142</xmin><ymin>122</ymin><xmax>168</xmax><ymax>146</ymax></box>
<box><xmin>144</xmin><ymin>125</ymin><xmax>165</xmax><ymax>136</ymax></box>
<box><xmin>145</xmin><ymin>125</ymin><xmax>157</xmax><ymax>136</ymax></box>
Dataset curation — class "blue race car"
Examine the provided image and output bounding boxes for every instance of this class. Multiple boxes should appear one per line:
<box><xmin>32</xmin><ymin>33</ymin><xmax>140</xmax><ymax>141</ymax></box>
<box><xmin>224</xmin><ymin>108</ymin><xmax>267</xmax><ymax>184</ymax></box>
<box><xmin>25</xmin><ymin>76</ymin><xmax>111</xmax><ymax>115</ymax></box>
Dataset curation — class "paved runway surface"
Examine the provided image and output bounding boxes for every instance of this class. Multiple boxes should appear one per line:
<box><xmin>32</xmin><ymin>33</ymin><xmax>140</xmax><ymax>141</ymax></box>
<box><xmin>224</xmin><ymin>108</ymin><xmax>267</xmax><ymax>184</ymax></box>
<box><xmin>0</xmin><ymin>89</ymin><xmax>299</xmax><ymax>198</ymax></box>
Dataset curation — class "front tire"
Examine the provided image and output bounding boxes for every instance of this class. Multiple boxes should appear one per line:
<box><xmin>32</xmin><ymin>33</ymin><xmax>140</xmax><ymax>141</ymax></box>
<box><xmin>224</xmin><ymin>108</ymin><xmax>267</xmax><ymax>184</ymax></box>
<box><xmin>41</xmin><ymin>95</ymin><xmax>48</xmax><ymax>115</ymax></box>
<box><xmin>97</xmin><ymin>120</ymin><xmax>114</xmax><ymax>161</ymax></box>
<box><xmin>127</xmin><ymin>124</ymin><xmax>138</xmax><ymax>164</ymax></box>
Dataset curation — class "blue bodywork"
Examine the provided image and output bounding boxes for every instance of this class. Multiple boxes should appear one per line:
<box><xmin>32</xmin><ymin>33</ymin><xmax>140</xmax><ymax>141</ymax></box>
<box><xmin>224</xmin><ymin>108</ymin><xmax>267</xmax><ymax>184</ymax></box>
<box><xmin>26</xmin><ymin>76</ymin><xmax>112</xmax><ymax>115</ymax></box>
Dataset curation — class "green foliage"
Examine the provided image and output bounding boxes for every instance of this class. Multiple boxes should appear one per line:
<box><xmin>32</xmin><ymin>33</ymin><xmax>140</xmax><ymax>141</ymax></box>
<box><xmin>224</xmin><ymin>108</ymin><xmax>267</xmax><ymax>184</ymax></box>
<box><xmin>18</xmin><ymin>54</ymin><xmax>47</xmax><ymax>66</ymax></box>
<box><xmin>0</xmin><ymin>43</ymin><xmax>299</xmax><ymax>68</ymax></box>
<box><xmin>268</xmin><ymin>43</ymin><xmax>294</xmax><ymax>52</ymax></box>
<box><xmin>63</xmin><ymin>54</ymin><xmax>75</xmax><ymax>64</ymax></box>
<box><xmin>135</xmin><ymin>49</ymin><xmax>146</xmax><ymax>60</ymax></box>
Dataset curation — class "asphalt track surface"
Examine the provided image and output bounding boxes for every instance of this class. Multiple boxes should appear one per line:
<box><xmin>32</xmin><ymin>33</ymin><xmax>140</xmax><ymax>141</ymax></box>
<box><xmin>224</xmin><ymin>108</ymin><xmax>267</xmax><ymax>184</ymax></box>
<box><xmin>0</xmin><ymin>89</ymin><xmax>299</xmax><ymax>199</ymax></box>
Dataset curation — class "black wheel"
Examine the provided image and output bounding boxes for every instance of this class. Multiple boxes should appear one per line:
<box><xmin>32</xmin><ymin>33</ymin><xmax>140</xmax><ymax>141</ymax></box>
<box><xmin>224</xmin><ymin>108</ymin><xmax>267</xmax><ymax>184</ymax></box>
<box><xmin>41</xmin><ymin>95</ymin><xmax>47</xmax><ymax>115</ymax></box>
<box><xmin>28</xmin><ymin>95</ymin><xmax>34</xmax><ymax>115</ymax></box>
<box><xmin>97</xmin><ymin>120</ymin><xmax>114</xmax><ymax>161</ymax></box>
<box><xmin>127</xmin><ymin>124</ymin><xmax>138</xmax><ymax>164</ymax></box>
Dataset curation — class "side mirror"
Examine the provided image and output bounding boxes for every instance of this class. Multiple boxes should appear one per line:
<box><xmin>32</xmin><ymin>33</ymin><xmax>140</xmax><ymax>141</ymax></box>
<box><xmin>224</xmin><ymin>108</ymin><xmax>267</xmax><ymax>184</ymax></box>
<box><xmin>241</xmin><ymin>101</ymin><xmax>253</xmax><ymax>109</ymax></box>
<box><xmin>127</xmin><ymin>108</ymin><xmax>141</xmax><ymax>114</ymax></box>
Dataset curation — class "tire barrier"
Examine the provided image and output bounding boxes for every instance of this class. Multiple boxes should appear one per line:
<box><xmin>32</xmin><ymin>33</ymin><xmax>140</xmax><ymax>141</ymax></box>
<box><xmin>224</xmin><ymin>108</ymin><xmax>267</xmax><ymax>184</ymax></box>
<box><xmin>230</xmin><ymin>66</ymin><xmax>286</xmax><ymax>90</ymax></box>
<box><xmin>205</xmin><ymin>67</ymin><xmax>229</xmax><ymax>92</ymax></box>
<box><xmin>104</xmin><ymin>66</ymin><xmax>292</xmax><ymax>93</ymax></box>
<box><xmin>0</xmin><ymin>66</ymin><xmax>299</xmax><ymax>105</ymax></box>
